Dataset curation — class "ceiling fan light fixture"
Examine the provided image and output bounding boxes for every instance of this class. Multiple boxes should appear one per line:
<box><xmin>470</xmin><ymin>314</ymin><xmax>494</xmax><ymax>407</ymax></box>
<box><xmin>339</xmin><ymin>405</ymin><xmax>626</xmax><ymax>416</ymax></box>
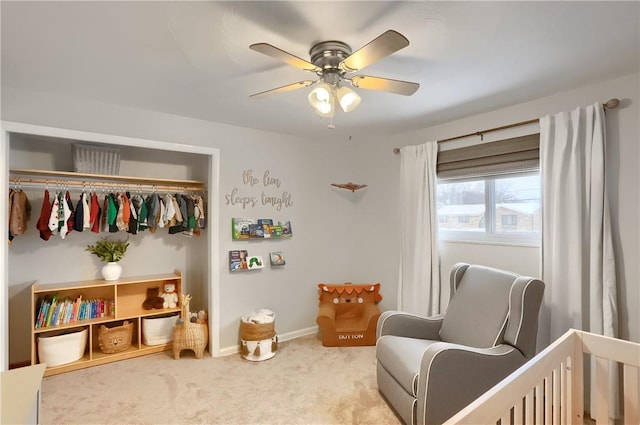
<box><xmin>336</xmin><ymin>86</ymin><xmax>361</xmax><ymax>112</ymax></box>
<box><xmin>250</xmin><ymin>30</ymin><xmax>419</xmax><ymax>126</ymax></box>
<box><xmin>308</xmin><ymin>82</ymin><xmax>335</xmax><ymax>117</ymax></box>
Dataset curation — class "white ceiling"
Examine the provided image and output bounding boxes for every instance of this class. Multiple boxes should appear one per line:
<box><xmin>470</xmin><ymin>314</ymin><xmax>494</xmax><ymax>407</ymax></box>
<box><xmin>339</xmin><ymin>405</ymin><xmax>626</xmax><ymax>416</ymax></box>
<box><xmin>2</xmin><ymin>1</ymin><xmax>639</xmax><ymax>142</ymax></box>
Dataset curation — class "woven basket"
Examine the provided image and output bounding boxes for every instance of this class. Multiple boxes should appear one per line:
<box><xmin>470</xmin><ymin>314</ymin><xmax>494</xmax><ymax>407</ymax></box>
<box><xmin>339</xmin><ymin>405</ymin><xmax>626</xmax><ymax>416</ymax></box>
<box><xmin>172</xmin><ymin>322</ymin><xmax>208</xmax><ymax>359</ymax></box>
<box><xmin>176</xmin><ymin>322</ymin><xmax>208</xmax><ymax>346</ymax></box>
<box><xmin>240</xmin><ymin>320</ymin><xmax>275</xmax><ymax>341</ymax></box>
<box><xmin>98</xmin><ymin>321</ymin><xmax>133</xmax><ymax>354</ymax></box>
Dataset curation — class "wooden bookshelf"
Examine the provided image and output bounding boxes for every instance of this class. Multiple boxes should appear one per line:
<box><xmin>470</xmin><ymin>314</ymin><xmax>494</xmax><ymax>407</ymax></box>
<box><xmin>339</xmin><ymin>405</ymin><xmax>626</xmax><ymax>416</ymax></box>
<box><xmin>31</xmin><ymin>271</ymin><xmax>183</xmax><ymax>376</ymax></box>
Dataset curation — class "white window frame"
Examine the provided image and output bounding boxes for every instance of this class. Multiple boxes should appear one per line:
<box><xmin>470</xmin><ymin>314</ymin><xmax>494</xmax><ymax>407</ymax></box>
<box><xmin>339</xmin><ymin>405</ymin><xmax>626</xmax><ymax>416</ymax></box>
<box><xmin>438</xmin><ymin>172</ymin><xmax>541</xmax><ymax>247</ymax></box>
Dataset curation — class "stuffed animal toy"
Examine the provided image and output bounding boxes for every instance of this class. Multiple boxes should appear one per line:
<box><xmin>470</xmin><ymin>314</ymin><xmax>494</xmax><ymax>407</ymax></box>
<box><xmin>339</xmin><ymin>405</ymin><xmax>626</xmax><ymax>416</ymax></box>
<box><xmin>196</xmin><ymin>310</ymin><xmax>208</xmax><ymax>324</ymax></box>
<box><xmin>142</xmin><ymin>287</ymin><xmax>164</xmax><ymax>310</ymax></box>
<box><xmin>316</xmin><ymin>282</ymin><xmax>382</xmax><ymax>347</ymax></box>
<box><xmin>161</xmin><ymin>283</ymin><xmax>179</xmax><ymax>309</ymax></box>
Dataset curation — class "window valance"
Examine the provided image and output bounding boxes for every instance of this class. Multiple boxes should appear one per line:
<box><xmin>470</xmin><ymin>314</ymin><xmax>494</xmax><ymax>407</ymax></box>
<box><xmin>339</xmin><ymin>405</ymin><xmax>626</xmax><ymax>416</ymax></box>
<box><xmin>437</xmin><ymin>133</ymin><xmax>540</xmax><ymax>180</ymax></box>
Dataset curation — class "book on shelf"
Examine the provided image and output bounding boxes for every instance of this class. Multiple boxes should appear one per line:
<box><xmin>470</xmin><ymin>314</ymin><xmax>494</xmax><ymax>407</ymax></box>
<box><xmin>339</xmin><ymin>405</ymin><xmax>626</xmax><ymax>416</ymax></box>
<box><xmin>232</xmin><ymin>218</ymin><xmax>293</xmax><ymax>240</ymax></box>
<box><xmin>35</xmin><ymin>295</ymin><xmax>113</xmax><ymax>328</ymax></box>
<box><xmin>71</xmin><ymin>295</ymin><xmax>82</xmax><ymax>322</ymax></box>
<box><xmin>51</xmin><ymin>304</ymin><xmax>59</xmax><ymax>327</ymax></box>
<box><xmin>249</xmin><ymin>223</ymin><xmax>264</xmax><ymax>238</ymax></box>
<box><xmin>229</xmin><ymin>250</ymin><xmax>248</xmax><ymax>272</ymax></box>
<box><xmin>45</xmin><ymin>296</ymin><xmax>57</xmax><ymax>327</ymax></box>
<box><xmin>35</xmin><ymin>295</ymin><xmax>49</xmax><ymax>328</ymax></box>
<box><xmin>78</xmin><ymin>302</ymin><xmax>85</xmax><ymax>321</ymax></box>
<box><xmin>270</xmin><ymin>251</ymin><xmax>286</xmax><ymax>266</ymax></box>
<box><xmin>270</xmin><ymin>225</ymin><xmax>282</xmax><ymax>238</ymax></box>
<box><xmin>55</xmin><ymin>302</ymin><xmax>64</xmax><ymax>326</ymax></box>
<box><xmin>247</xmin><ymin>255</ymin><xmax>264</xmax><ymax>269</ymax></box>
<box><xmin>232</xmin><ymin>218</ymin><xmax>255</xmax><ymax>240</ymax></box>
<box><xmin>258</xmin><ymin>219</ymin><xmax>273</xmax><ymax>238</ymax></box>
<box><xmin>279</xmin><ymin>220</ymin><xmax>293</xmax><ymax>237</ymax></box>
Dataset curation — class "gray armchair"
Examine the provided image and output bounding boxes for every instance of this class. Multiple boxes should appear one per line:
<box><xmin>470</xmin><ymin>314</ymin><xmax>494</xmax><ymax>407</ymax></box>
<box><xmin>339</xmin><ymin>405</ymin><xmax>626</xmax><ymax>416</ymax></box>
<box><xmin>376</xmin><ymin>263</ymin><xmax>545</xmax><ymax>425</ymax></box>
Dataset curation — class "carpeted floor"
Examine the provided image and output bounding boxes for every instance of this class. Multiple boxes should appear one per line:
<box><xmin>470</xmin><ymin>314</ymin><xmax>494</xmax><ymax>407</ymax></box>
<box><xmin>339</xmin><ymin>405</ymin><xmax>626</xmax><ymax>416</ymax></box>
<box><xmin>40</xmin><ymin>334</ymin><xmax>402</xmax><ymax>425</ymax></box>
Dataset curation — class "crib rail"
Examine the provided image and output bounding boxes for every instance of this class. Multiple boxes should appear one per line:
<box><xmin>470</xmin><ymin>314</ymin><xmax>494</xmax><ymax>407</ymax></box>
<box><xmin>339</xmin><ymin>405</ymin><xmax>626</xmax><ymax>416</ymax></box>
<box><xmin>444</xmin><ymin>329</ymin><xmax>640</xmax><ymax>425</ymax></box>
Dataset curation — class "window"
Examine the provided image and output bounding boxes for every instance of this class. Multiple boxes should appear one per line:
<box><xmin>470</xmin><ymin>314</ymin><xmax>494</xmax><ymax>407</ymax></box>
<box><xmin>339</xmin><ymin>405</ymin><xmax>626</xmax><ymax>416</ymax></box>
<box><xmin>437</xmin><ymin>173</ymin><xmax>541</xmax><ymax>244</ymax></box>
<box><xmin>437</xmin><ymin>179</ymin><xmax>485</xmax><ymax>232</ymax></box>
<box><xmin>434</xmin><ymin>133</ymin><xmax>541</xmax><ymax>245</ymax></box>
<box><xmin>501</xmin><ymin>215</ymin><xmax>518</xmax><ymax>226</ymax></box>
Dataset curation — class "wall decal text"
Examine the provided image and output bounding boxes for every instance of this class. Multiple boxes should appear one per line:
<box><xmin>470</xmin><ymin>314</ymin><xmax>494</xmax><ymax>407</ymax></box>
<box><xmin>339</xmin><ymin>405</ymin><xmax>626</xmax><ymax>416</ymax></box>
<box><xmin>225</xmin><ymin>168</ymin><xmax>293</xmax><ymax>211</ymax></box>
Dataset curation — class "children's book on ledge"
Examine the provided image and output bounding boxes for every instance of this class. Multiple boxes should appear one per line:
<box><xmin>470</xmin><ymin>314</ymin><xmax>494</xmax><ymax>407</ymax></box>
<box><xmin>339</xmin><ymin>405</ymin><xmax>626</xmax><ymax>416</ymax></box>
<box><xmin>232</xmin><ymin>218</ymin><xmax>292</xmax><ymax>240</ymax></box>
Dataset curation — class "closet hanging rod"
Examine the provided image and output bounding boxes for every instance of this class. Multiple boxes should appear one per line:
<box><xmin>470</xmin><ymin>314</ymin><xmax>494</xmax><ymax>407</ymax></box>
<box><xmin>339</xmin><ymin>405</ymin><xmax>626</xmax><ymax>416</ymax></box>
<box><xmin>392</xmin><ymin>98</ymin><xmax>620</xmax><ymax>154</ymax></box>
<box><xmin>9</xmin><ymin>168</ymin><xmax>207</xmax><ymax>186</ymax></box>
<box><xmin>8</xmin><ymin>178</ymin><xmax>206</xmax><ymax>193</ymax></box>
<box><xmin>9</xmin><ymin>169</ymin><xmax>206</xmax><ymax>192</ymax></box>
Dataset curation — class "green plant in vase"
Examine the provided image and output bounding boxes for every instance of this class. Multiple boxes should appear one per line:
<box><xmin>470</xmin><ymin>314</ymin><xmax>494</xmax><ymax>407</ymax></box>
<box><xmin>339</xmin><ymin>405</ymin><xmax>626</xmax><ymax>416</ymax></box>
<box><xmin>86</xmin><ymin>237</ymin><xmax>129</xmax><ymax>280</ymax></box>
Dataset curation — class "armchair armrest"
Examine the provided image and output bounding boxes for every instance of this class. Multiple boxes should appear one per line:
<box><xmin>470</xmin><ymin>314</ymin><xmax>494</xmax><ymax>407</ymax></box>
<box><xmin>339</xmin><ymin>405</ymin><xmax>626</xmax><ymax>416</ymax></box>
<box><xmin>360</xmin><ymin>303</ymin><xmax>382</xmax><ymax>323</ymax></box>
<box><xmin>316</xmin><ymin>303</ymin><xmax>336</xmax><ymax>323</ymax></box>
<box><xmin>376</xmin><ymin>310</ymin><xmax>445</xmax><ymax>340</ymax></box>
<box><xmin>417</xmin><ymin>343</ymin><xmax>526</xmax><ymax>425</ymax></box>
<box><xmin>362</xmin><ymin>303</ymin><xmax>380</xmax><ymax>330</ymax></box>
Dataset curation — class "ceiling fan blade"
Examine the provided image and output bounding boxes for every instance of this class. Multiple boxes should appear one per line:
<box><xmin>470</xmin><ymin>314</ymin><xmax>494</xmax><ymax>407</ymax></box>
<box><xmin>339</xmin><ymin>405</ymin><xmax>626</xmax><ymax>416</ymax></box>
<box><xmin>249</xmin><ymin>80</ymin><xmax>315</xmax><ymax>98</ymax></box>
<box><xmin>250</xmin><ymin>43</ymin><xmax>321</xmax><ymax>72</ymax></box>
<box><xmin>339</xmin><ymin>30</ymin><xmax>409</xmax><ymax>73</ymax></box>
<box><xmin>351</xmin><ymin>75</ymin><xmax>420</xmax><ymax>96</ymax></box>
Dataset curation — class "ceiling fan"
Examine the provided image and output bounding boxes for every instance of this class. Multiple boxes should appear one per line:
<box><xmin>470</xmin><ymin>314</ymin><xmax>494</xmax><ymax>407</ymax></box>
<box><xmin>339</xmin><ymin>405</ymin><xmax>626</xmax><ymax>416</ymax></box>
<box><xmin>249</xmin><ymin>30</ymin><xmax>420</xmax><ymax>122</ymax></box>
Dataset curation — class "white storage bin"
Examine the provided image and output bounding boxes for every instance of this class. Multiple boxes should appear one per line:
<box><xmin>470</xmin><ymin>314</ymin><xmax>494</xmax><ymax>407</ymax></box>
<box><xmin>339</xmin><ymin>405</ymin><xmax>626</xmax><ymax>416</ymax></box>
<box><xmin>142</xmin><ymin>314</ymin><xmax>179</xmax><ymax>346</ymax></box>
<box><xmin>38</xmin><ymin>328</ymin><xmax>88</xmax><ymax>367</ymax></box>
<box><xmin>72</xmin><ymin>143</ymin><xmax>121</xmax><ymax>175</ymax></box>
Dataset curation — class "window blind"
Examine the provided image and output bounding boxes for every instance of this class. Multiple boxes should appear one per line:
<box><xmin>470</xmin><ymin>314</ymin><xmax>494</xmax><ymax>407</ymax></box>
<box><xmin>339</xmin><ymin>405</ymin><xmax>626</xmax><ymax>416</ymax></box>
<box><xmin>437</xmin><ymin>133</ymin><xmax>540</xmax><ymax>180</ymax></box>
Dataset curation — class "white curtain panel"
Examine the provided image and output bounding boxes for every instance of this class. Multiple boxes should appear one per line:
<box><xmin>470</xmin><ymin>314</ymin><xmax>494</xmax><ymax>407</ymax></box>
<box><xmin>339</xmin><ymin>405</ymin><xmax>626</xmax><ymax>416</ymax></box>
<box><xmin>398</xmin><ymin>142</ymin><xmax>440</xmax><ymax>316</ymax></box>
<box><xmin>540</xmin><ymin>102</ymin><xmax>619</xmax><ymax>421</ymax></box>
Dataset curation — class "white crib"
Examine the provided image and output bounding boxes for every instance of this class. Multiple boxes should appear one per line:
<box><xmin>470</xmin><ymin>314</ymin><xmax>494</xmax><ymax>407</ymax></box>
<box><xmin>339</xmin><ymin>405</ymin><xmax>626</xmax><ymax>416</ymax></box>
<box><xmin>444</xmin><ymin>329</ymin><xmax>640</xmax><ymax>425</ymax></box>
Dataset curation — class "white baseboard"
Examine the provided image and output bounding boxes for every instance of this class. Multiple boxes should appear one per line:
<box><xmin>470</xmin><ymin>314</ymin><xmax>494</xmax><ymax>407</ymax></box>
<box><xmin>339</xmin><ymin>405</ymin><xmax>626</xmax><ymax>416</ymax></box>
<box><xmin>218</xmin><ymin>325</ymin><xmax>319</xmax><ymax>357</ymax></box>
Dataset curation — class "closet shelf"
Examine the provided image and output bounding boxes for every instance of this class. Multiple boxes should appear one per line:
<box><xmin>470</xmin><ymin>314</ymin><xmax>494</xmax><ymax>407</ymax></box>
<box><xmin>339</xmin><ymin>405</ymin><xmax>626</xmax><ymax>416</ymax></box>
<box><xmin>9</xmin><ymin>169</ymin><xmax>207</xmax><ymax>193</ymax></box>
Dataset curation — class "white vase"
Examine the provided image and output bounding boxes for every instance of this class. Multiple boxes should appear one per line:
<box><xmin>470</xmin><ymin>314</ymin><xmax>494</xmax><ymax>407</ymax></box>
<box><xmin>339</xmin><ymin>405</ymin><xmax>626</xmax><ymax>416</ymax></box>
<box><xmin>101</xmin><ymin>262</ymin><xmax>122</xmax><ymax>281</ymax></box>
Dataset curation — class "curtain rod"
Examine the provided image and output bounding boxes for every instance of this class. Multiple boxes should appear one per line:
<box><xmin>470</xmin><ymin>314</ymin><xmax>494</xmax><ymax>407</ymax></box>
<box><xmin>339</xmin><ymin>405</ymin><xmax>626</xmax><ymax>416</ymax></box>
<box><xmin>392</xmin><ymin>98</ymin><xmax>620</xmax><ymax>154</ymax></box>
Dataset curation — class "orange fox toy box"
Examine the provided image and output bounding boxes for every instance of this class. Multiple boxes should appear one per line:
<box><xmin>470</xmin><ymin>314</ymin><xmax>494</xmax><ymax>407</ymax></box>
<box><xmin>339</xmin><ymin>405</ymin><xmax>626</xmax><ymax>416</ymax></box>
<box><xmin>316</xmin><ymin>282</ymin><xmax>382</xmax><ymax>347</ymax></box>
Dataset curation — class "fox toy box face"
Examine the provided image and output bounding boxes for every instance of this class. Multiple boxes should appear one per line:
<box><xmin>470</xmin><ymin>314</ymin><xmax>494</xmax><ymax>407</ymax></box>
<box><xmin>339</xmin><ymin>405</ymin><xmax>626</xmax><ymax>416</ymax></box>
<box><xmin>318</xmin><ymin>283</ymin><xmax>381</xmax><ymax>313</ymax></box>
<box><xmin>316</xmin><ymin>283</ymin><xmax>382</xmax><ymax>347</ymax></box>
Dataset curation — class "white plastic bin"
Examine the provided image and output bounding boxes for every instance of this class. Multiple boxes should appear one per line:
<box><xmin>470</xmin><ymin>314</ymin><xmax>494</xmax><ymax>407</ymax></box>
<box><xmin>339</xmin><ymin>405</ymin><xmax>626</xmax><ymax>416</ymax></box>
<box><xmin>142</xmin><ymin>314</ymin><xmax>180</xmax><ymax>346</ymax></box>
<box><xmin>38</xmin><ymin>328</ymin><xmax>88</xmax><ymax>367</ymax></box>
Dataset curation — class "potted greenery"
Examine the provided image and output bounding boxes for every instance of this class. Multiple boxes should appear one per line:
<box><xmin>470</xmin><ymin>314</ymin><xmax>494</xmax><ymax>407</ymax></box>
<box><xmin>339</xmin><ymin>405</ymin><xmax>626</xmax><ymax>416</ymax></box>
<box><xmin>86</xmin><ymin>237</ymin><xmax>130</xmax><ymax>280</ymax></box>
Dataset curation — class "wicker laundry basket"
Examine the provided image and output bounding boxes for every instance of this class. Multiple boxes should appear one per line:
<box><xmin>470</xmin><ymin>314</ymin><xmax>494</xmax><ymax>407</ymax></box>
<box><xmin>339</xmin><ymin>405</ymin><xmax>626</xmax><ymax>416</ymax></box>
<box><xmin>240</xmin><ymin>310</ymin><xmax>277</xmax><ymax>361</ymax></box>
<box><xmin>240</xmin><ymin>320</ymin><xmax>276</xmax><ymax>341</ymax></box>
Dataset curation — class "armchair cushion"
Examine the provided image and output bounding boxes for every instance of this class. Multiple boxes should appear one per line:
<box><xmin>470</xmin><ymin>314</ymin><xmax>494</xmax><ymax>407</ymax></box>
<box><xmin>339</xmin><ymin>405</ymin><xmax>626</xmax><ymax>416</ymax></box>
<box><xmin>439</xmin><ymin>265</ymin><xmax>517</xmax><ymax>348</ymax></box>
<box><xmin>377</xmin><ymin>336</ymin><xmax>440</xmax><ymax>397</ymax></box>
